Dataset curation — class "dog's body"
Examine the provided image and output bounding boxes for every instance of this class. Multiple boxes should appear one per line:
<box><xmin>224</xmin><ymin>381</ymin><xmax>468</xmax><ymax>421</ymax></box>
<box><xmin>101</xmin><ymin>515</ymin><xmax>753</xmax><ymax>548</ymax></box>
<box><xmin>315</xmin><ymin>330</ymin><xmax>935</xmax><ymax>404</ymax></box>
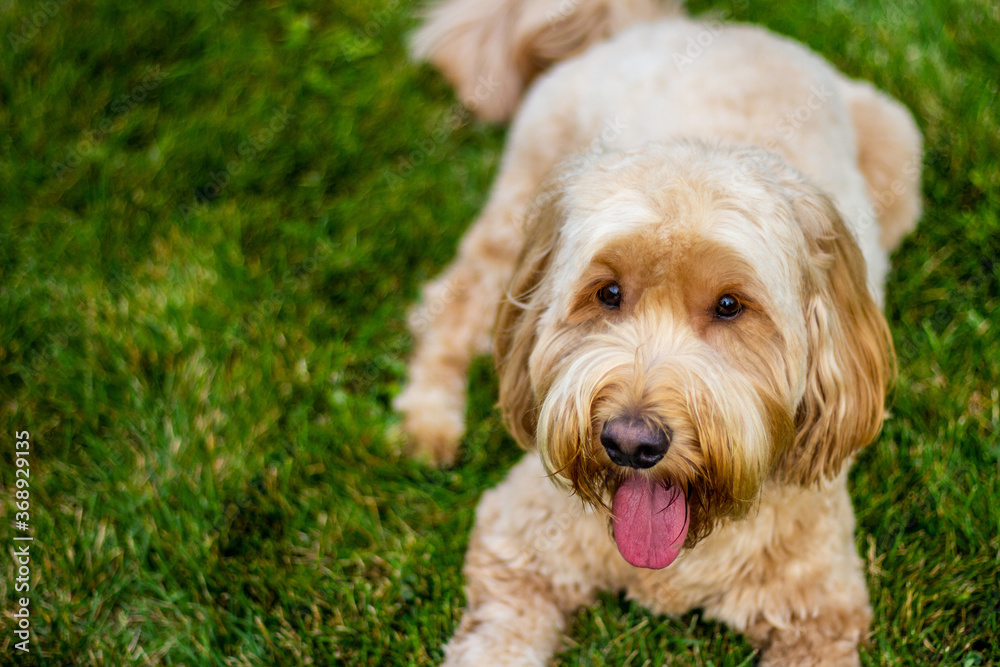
<box><xmin>397</xmin><ymin>1</ymin><xmax>922</xmax><ymax>664</ymax></box>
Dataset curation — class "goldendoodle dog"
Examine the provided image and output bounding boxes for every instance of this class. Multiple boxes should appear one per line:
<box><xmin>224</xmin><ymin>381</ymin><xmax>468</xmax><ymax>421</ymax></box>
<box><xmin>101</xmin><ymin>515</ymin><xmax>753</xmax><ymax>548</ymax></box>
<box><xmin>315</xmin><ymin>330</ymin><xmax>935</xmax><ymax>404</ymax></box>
<box><xmin>395</xmin><ymin>0</ymin><xmax>922</xmax><ymax>663</ymax></box>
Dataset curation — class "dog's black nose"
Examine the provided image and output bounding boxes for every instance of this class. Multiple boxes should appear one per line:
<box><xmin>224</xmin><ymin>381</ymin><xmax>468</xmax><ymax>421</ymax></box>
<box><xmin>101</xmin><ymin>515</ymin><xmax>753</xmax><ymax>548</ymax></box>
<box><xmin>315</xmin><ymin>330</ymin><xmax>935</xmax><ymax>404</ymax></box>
<box><xmin>600</xmin><ymin>417</ymin><xmax>671</xmax><ymax>469</ymax></box>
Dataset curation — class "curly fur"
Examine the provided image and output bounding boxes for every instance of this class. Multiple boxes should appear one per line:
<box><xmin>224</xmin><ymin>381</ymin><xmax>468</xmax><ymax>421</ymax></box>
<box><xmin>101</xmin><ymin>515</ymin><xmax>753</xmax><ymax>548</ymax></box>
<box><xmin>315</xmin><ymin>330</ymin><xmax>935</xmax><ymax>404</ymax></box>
<box><xmin>397</xmin><ymin>2</ymin><xmax>923</xmax><ymax>664</ymax></box>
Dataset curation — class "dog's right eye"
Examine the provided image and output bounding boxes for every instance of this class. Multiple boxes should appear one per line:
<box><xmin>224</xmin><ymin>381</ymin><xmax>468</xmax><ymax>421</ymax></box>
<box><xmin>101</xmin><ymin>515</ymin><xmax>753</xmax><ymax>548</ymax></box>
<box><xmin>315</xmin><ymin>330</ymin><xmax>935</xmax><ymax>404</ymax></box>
<box><xmin>597</xmin><ymin>282</ymin><xmax>622</xmax><ymax>309</ymax></box>
<box><xmin>714</xmin><ymin>294</ymin><xmax>743</xmax><ymax>319</ymax></box>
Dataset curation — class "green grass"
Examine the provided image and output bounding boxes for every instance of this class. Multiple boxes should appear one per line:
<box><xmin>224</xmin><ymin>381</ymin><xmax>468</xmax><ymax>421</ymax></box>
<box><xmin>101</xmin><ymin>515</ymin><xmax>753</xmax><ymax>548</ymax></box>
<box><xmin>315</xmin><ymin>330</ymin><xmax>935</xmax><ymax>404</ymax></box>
<box><xmin>0</xmin><ymin>0</ymin><xmax>997</xmax><ymax>664</ymax></box>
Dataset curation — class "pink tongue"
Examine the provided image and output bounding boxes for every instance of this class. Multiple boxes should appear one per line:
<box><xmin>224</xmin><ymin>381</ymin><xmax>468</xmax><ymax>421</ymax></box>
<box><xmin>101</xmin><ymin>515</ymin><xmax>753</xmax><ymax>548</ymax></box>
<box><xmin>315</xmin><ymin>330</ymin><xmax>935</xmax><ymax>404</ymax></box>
<box><xmin>612</xmin><ymin>477</ymin><xmax>689</xmax><ymax>569</ymax></box>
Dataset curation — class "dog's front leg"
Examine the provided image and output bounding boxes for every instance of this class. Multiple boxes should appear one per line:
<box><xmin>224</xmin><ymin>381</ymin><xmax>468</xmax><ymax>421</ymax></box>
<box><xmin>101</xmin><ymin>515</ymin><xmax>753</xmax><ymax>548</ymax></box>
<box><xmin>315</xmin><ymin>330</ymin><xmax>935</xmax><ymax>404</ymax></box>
<box><xmin>444</xmin><ymin>456</ymin><xmax>626</xmax><ymax>665</ymax></box>
<box><xmin>394</xmin><ymin>148</ymin><xmax>554</xmax><ymax>465</ymax></box>
<box><xmin>444</xmin><ymin>558</ymin><xmax>570</xmax><ymax>666</ymax></box>
<box><xmin>750</xmin><ymin>607</ymin><xmax>871</xmax><ymax>667</ymax></box>
<box><xmin>393</xmin><ymin>200</ymin><xmax>521</xmax><ymax>465</ymax></box>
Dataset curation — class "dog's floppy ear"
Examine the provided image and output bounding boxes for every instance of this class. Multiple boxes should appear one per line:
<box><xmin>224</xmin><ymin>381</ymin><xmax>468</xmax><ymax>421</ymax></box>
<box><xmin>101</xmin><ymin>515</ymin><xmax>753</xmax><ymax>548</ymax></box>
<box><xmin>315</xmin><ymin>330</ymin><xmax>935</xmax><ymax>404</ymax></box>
<box><xmin>494</xmin><ymin>185</ymin><xmax>564</xmax><ymax>449</ymax></box>
<box><xmin>777</xmin><ymin>177</ymin><xmax>895</xmax><ymax>485</ymax></box>
<box><xmin>410</xmin><ymin>0</ymin><xmax>671</xmax><ymax>122</ymax></box>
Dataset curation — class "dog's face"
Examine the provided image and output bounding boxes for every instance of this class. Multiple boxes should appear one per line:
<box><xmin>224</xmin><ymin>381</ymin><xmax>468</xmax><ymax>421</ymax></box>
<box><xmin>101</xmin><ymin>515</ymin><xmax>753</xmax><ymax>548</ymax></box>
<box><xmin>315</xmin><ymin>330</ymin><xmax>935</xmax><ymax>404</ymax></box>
<box><xmin>495</xmin><ymin>142</ymin><xmax>893</xmax><ymax>569</ymax></box>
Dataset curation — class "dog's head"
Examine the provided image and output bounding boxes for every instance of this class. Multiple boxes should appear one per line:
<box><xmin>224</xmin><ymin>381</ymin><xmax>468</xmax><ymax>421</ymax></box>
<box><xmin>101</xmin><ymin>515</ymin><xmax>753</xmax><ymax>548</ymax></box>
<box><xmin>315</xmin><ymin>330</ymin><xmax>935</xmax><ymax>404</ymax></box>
<box><xmin>495</xmin><ymin>141</ymin><xmax>893</xmax><ymax>569</ymax></box>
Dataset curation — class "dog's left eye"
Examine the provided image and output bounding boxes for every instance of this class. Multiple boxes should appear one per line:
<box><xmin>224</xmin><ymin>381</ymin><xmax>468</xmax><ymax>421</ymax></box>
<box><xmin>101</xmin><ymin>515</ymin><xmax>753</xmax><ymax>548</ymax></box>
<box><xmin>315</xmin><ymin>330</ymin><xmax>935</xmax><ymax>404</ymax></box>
<box><xmin>714</xmin><ymin>294</ymin><xmax>743</xmax><ymax>319</ymax></box>
<box><xmin>597</xmin><ymin>282</ymin><xmax>622</xmax><ymax>309</ymax></box>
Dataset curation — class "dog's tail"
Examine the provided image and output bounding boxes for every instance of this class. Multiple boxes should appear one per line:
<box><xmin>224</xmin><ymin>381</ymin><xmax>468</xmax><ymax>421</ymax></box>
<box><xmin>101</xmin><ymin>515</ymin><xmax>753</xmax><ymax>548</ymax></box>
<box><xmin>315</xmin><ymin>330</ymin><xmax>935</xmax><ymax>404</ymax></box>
<box><xmin>841</xmin><ymin>79</ymin><xmax>923</xmax><ymax>252</ymax></box>
<box><xmin>411</xmin><ymin>0</ymin><xmax>683</xmax><ymax>122</ymax></box>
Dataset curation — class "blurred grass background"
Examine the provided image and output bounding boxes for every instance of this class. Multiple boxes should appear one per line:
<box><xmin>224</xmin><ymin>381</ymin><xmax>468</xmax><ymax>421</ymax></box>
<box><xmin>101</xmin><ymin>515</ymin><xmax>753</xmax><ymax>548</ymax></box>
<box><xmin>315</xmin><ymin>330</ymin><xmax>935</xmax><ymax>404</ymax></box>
<box><xmin>0</xmin><ymin>0</ymin><xmax>997</xmax><ymax>664</ymax></box>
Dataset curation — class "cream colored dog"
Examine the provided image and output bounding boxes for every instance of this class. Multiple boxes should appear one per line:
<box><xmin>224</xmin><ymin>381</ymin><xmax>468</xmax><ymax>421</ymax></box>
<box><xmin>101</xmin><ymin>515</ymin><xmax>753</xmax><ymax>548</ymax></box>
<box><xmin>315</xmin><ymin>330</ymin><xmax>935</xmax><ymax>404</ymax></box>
<box><xmin>396</xmin><ymin>0</ymin><xmax>922</xmax><ymax>664</ymax></box>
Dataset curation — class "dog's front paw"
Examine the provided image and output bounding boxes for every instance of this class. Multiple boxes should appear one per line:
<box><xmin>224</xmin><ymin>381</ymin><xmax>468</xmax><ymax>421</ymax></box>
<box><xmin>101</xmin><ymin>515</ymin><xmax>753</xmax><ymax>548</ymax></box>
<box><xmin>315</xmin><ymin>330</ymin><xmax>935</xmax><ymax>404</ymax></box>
<box><xmin>756</xmin><ymin>620</ymin><xmax>864</xmax><ymax>667</ymax></box>
<box><xmin>759</xmin><ymin>640</ymin><xmax>860</xmax><ymax>667</ymax></box>
<box><xmin>393</xmin><ymin>384</ymin><xmax>465</xmax><ymax>466</ymax></box>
